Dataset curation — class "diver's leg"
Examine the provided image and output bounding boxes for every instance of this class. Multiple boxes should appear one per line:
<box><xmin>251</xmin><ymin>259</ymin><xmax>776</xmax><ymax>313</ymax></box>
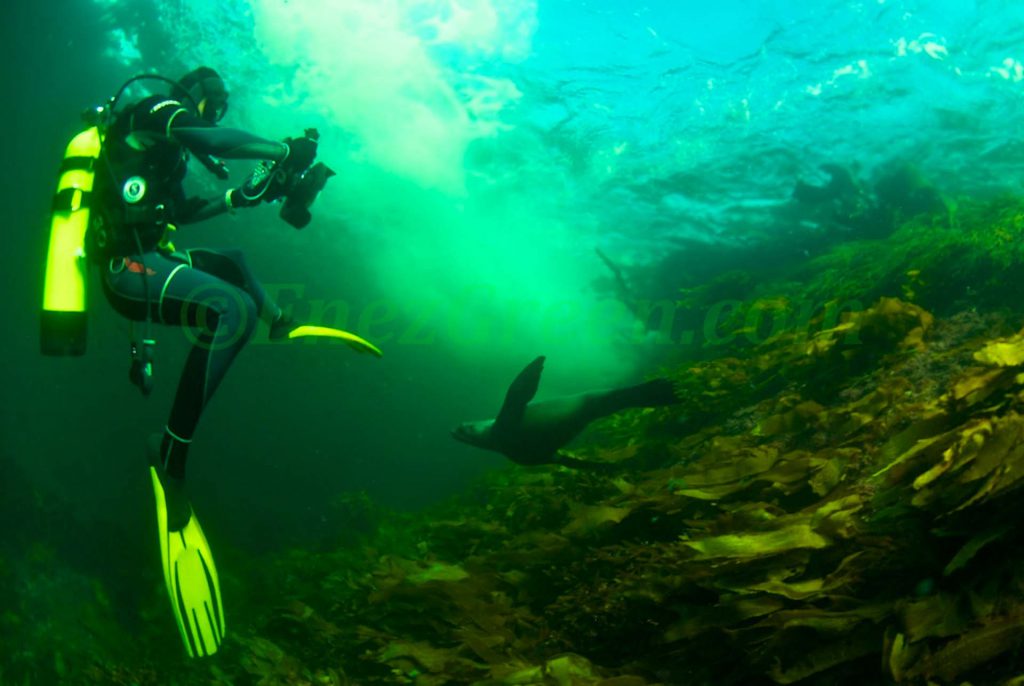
<box><xmin>103</xmin><ymin>252</ymin><xmax>232</xmax><ymax>657</ymax></box>
<box><xmin>152</xmin><ymin>264</ymin><xmax>259</xmax><ymax>478</ymax></box>
<box><xmin>107</xmin><ymin>254</ymin><xmax>259</xmax><ymax>477</ymax></box>
<box><xmin>184</xmin><ymin>248</ymin><xmax>285</xmax><ymax>328</ymax></box>
<box><xmin>103</xmin><ymin>252</ymin><xmax>212</xmax><ymax>482</ymax></box>
<box><xmin>101</xmin><ymin>251</ymin><xmax>189</xmax><ymax>322</ymax></box>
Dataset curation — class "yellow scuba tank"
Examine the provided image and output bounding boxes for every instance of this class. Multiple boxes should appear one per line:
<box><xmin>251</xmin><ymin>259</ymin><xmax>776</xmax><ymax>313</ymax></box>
<box><xmin>41</xmin><ymin>126</ymin><xmax>102</xmax><ymax>356</ymax></box>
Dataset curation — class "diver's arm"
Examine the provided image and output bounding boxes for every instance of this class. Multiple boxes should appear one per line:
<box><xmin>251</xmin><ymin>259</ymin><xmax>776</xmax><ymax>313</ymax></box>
<box><xmin>175</xmin><ymin>194</ymin><xmax>231</xmax><ymax>224</ymax></box>
<box><xmin>177</xmin><ymin>185</ymin><xmax>279</xmax><ymax>224</ymax></box>
<box><xmin>130</xmin><ymin>97</ymin><xmax>287</xmax><ymax>162</ymax></box>
<box><xmin>173</xmin><ymin>125</ymin><xmax>289</xmax><ymax>161</ymax></box>
<box><xmin>167</xmin><ymin>108</ymin><xmax>288</xmax><ymax>161</ymax></box>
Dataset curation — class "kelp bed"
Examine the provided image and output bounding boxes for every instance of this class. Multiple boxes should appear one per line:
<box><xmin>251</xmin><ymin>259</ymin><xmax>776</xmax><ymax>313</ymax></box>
<box><xmin>7</xmin><ymin>197</ymin><xmax>1024</xmax><ymax>685</ymax></box>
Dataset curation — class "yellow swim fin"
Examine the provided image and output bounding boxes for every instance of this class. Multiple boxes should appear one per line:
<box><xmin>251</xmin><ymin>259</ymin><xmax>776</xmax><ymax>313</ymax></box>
<box><xmin>150</xmin><ymin>465</ymin><xmax>225</xmax><ymax>657</ymax></box>
<box><xmin>287</xmin><ymin>325</ymin><xmax>383</xmax><ymax>357</ymax></box>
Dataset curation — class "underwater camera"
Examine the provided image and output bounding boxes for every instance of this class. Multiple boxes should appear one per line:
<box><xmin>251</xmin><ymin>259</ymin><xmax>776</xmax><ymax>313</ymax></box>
<box><xmin>280</xmin><ymin>160</ymin><xmax>335</xmax><ymax>229</ymax></box>
<box><xmin>240</xmin><ymin>128</ymin><xmax>337</xmax><ymax>228</ymax></box>
<box><xmin>272</xmin><ymin>128</ymin><xmax>336</xmax><ymax>229</ymax></box>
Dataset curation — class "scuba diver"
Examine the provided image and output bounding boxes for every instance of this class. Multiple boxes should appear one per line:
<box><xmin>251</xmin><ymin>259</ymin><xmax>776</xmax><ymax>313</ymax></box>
<box><xmin>40</xmin><ymin>66</ymin><xmax>380</xmax><ymax>658</ymax></box>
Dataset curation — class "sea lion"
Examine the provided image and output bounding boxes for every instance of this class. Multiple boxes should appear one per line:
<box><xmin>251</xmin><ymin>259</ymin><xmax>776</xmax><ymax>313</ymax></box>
<box><xmin>451</xmin><ymin>356</ymin><xmax>679</xmax><ymax>468</ymax></box>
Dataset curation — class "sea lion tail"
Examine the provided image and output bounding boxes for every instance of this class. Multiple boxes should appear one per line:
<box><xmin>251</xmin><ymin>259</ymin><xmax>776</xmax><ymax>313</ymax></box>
<box><xmin>552</xmin><ymin>452</ymin><xmax>619</xmax><ymax>473</ymax></box>
<box><xmin>611</xmin><ymin>378</ymin><xmax>681</xmax><ymax>409</ymax></box>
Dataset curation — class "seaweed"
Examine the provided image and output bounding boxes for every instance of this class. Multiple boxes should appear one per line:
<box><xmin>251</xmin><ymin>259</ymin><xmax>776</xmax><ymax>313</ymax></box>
<box><xmin>12</xmin><ymin>196</ymin><xmax>1024</xmax><ymax>684</ymax></box>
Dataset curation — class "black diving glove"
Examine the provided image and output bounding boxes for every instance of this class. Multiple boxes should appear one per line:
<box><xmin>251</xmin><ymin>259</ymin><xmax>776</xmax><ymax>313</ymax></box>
<box><xmin>227</xmin><ymin>186</ymin><xmax>261</xmax><ymax>209</ymax></box>
<box><xmin>234</xmin><ymin>157</ymin><xmax>280</xmax><ymax>206</ymax></box>
<box><xmin>281</xmin><ymin>133</ymin><xmax>318</xmax><ymax>175</ymax></box>
<box><xmin>232</xmin><ymin>130</ymin><xmax>321</xmax><ymax>208</ymax></box>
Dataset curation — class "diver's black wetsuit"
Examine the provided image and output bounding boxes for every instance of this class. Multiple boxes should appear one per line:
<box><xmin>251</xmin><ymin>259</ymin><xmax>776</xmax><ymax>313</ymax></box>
<box><xmin>94</xmin><ymin>94</ymin><xmax>288</xmax><ymax>478</ymax></box>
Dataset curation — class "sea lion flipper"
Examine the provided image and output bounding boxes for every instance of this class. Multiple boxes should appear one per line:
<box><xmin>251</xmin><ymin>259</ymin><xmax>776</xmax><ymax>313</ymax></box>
<box><xmin>494</xmin><ymin>356</ymin><xmax>545</xmax><ymax>434</ymax></box>
<box><xmin>552</xmin><ymin>451</ymin><xmax>617</xmax><ymax>473</ymax></box>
